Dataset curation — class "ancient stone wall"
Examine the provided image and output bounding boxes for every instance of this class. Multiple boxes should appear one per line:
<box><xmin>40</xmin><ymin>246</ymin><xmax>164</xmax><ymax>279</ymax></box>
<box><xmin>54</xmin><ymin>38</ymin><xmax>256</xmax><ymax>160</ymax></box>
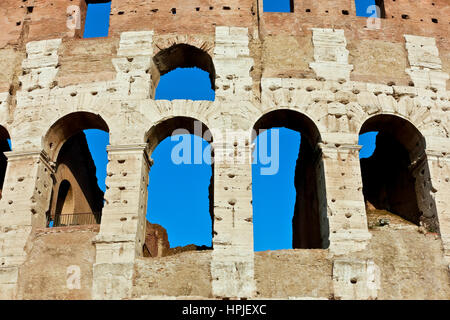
<box><xmin>0</xmin><ymin>0</ymin><xmax>449</xmax><ymax>300</ymax></box>
<box><xmin>16</xmin><ymin>225</ymin><xmax>98</xmax><ymax>300</ymax></box>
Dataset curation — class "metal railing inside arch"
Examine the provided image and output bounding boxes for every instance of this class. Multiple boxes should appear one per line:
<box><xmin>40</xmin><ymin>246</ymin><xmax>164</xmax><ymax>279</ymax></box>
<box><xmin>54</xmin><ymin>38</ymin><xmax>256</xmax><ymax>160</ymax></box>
<box><xmin>47</xmin><ymin>212</ymin><xmax>102</xmax><ymax>228</ymax></box>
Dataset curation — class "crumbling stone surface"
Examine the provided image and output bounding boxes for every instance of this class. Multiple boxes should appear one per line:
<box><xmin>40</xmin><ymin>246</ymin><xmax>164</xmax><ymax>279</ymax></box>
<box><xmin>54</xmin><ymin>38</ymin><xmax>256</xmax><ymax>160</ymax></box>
<box><xmin>132</xmin><ymin>251</ymin><xmax>213</xmax><ymax>299</ymax></box>
<box><xmin>369</xmin><ymin>228</ymin><xmax>450</xmax><ymax>299</ymax></box>
<box><xmin>254</xmin><ymin>250</ymin><xmax>333</xmax><ymax>299</ymax></box>
<box><xmin>56</xmin><ymin>37</ymin><xmax>119</xmax><ymax>87</ymax></box>
<box><xmin>144</xmin><ymin>221</ymin><xmax>169</xmax><ymax>257</ymax></box>
<box><xmin>16</xmin><ymin>227</ymin><xmax>97</xmax><ymax>300</ymax></box>
<box><xmin>366</xmin><ymin>201</ymin><xmax>417</xmax><ymax>230</ymax></box>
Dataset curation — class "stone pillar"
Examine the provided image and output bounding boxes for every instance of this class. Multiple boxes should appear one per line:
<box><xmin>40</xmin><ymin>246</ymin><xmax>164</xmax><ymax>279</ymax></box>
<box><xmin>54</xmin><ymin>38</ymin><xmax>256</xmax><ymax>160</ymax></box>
<box><xmin>320</xmin><ymin>143</ymin><xmax>378</xmax><ymax>300</ymax></box>
<box><xmin>425</xmin><ymin>150</ymin><xmax>450</xmax><ymax>265</ymax></box>
<box><xmin>321</xmin><ymin>144</ymin><xmax>371</xmax><ymax>254</ymax></box>
<box><xmin>92</xmin><ymin>144</ymin><xmax>150</xmax><ymax>300</ymax></box>
<box><xmin>210</xmin><ymin>134</ymin><xmax>255</xmax><ymax>298</ymax></box>
<box><xmin>0</xmin><ymin>150</ymin><xmax>53</xmax><ymax>299</ymax></box>
<box><xmin>309</xmin><ymin>28</ymin><xmax>354</xmax><ymax>82</ymax></box>
<box><xmin>404</xmin><ymin>34</ymin><xmax>449</xmax><ymax>92</ymax></box>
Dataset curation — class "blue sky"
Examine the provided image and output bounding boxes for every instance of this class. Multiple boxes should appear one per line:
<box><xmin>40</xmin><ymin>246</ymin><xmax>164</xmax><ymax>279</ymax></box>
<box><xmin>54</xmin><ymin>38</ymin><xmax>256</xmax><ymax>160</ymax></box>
<box><xmin>82</xmin><ymin>1</ymin><xmax>377</xmax><ymax>251</ymax></box>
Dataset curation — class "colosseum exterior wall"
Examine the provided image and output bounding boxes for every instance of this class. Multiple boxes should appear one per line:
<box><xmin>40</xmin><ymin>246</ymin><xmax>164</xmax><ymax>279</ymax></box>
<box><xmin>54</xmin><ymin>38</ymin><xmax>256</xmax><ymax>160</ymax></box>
<box><xmin>0</xmin><ymin>0</ymin><xmax>449</xmax><ymax>300</ymax></box>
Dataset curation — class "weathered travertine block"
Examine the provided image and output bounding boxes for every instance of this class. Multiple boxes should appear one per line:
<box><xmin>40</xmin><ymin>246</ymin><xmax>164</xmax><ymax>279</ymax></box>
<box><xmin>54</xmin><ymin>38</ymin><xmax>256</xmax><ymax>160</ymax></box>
<box><xmin>405</xmin><ymin>35</ymin><xmax>449</xmax><ymax>91</ymax></box>
<box><xmin>0</xmin><ymin>151</ymin><xmax>53</xmax><ymax>299</ymax></box>
<box><xmin>92</xmin><ymin>144</ymin><xmax>150</xmax><ymax>299</ymax></box>
<box><xmin>0</xmin><ymin>92</ymin><xmax>11</xmax><ymax>125</ymax></box>
<box><xmin>214</xmin><ymin>26</ymin><xmax>254</xmax><ymax>103</ymax></box>
<box><xmin>211</xmin><ymin>137</ymin><xmax>255</xmax><ymax>298</ymax></box>
<box><xmin>425</xmin><ymin>151</ymin><xmax>450</xmax><ymax>264</ymax></box>
<box><xmin>19</xmin><ymin>39</ymin><xmax>61</xmax><ymax>93</ymax></box>
<box><xmin>320</xmin><ymin>144</ymin><xmax>371</xmax><ymax>255</ymax></box>
<box><xmin>332</xmin><ymin>259</ymin><xmax>380</xmax><ymax>300</ymax></box>
<box><xmin>309</xmin><ymin>29</ymin><xmax>354</xmax><ymax>81</ymax></box>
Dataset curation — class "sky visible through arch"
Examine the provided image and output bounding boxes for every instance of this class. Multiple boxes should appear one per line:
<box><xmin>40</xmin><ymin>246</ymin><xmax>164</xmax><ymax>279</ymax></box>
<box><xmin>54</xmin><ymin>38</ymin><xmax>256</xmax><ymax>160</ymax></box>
<box><xmin>82</xmin><ymin>0</ymin><xmax>377</xmax><ymax>250</ymax></box>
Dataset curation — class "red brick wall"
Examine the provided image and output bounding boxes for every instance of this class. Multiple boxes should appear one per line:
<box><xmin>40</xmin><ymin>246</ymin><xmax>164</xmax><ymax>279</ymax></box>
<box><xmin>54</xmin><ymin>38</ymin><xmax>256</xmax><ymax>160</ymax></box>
<box><xmin>109</xmin><ymin>0</ymin><xmax>258</xmax><ymax>35</ymax></box>
<box><xmin>0</xmin><ymin>0</ymin><xmax>87</xmax><ymax>48</ymax></box>
<box><xmin>1</xmin><ymin>1</ymin><xmax>447</xmax><ymax>48</ymax></box>
<box><xmin>0</xmin><ymin>0</ymin><xmax>448</xmax><ymax>87</ymax></box>
<box><xmin>260</xmin><ymin>0</ymin><xmax>449</xmax><ymax>49</ymax></box>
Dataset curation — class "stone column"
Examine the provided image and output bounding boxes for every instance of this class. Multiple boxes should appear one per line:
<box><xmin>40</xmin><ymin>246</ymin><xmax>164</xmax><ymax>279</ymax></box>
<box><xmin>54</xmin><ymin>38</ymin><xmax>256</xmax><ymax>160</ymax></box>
<box><xmin>320</xmin><ymin>143</ymin><xmax>379</xmax><ymax>300</ymax></box>
<box><xmin>92</xmin><ymin>144</ymin><xmax>150</xmax><ymax>300</ymax></box>
<box><xmin>424</xmin><ymin>150</ymin><xmax>450</xmax><ymax>265</ymax></box>
<box><xmin>321</xmin><ymin>144</ymin><xmax>372</xmax><ymax>254</ymax></box>
<box><xmin>0</xmin><ymin>150</ymin><xmax>53</xmax><ymax>299</ymax></box>
<box><xmin>210</xmin><ymin>135</ymin><xmax>255</xmax><ymax>298</ymax></box>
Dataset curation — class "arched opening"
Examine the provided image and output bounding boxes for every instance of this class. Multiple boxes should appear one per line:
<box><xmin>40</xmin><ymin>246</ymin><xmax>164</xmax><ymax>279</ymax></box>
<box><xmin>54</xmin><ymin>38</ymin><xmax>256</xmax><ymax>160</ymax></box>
<box><xmin>359</xmin><ymin>114</ymin><xmax>438</xmax><ymax>231</ymax></box>
<box><xmin>152</xmin><ymin>44</ymin><xmax>215</xmax><ymax>101</ymax></box>
<box><xmin>144</xmin><ymin>117</ymin><xmax>214</xmax><ymax>257</ymax></box>
<box><xmin>0</xmin><ymin>125</ymin><xmax>11</xmax><ymax>199</ymax></box>
<box><xmin>252</xmin><ymin>110</ymin><xmax>329</xmax><ymax>251</ymax></box>
<box><xmin>45</xmin><ymin>112</ymin><xmax>109</xmax><ymax>227</ymax></box>
<box><xmin>53</xmin><ymin>180</ymin><xmax>74</xmax><ymax>226</ymax></box>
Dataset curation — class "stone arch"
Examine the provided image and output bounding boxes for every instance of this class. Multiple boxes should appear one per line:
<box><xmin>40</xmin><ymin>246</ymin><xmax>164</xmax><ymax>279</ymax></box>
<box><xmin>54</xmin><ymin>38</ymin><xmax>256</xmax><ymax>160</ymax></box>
<box><xmin>253</xmin><ymin>108</ymin><xmax>322</xmax><ymax>146</ymax></box>
<box><xmin>353</xmin><ymin>95</ymin><xmax>446</xmax><ymax>139</ymax></box>
<box><xmin>151</xmin><ymin>43</ymin><xmax>216</xmax><ymax>96</ymax></box>
<box><xmin>145</xmin><ymin>116</ymin><xmax>214</xmax><ymax>154</ymax></box>
<box><xmin>252</xmin><ymin>109</ymin><xmax>329</xmax><ymax>249</ymax></box>
<box><xmin>43</xmin><ymin>111</ymin><xmax>109</xmax><ymax>162</ymax></box>
<box><xmin>53</xmin><ymin>180</ymin><xmax>74</xmax><ymax>225</ymax></box>
<box><xmin>360</xmin><ymin>114</ymin><xmax>426</xmax><ymax>161</ymax></box>
<box><xmin>0</xmin><ymin>125</ymin><xmax>11</xmax><ymax>199</ymax></box>
<box><xmin>148</xmin><ymin>100</ymin><xmax>216</xmax><ymax>141</ymax></box>
<box><xmin>255</xmin><ymin>94</ymin><xmax>328</xmax><ymax>141</ymax></box>
<box><xmin>153</xmin><ymin>35</ymin><xmax>214</xmax><ymax>57</ymax></box>
<box><xmin>44</xmin><ymin>112</ymin><xmax>109</xmax><ymax>227</ymax></box>
<box><xmin>144</xmin><ymin>116</ymin><xmax>215</xmax><ymax>254</ymax></box>
<box><xmin>359</xmin><ymin>114</ymin><xmax>439</xmax><ymax>230</ymax></box>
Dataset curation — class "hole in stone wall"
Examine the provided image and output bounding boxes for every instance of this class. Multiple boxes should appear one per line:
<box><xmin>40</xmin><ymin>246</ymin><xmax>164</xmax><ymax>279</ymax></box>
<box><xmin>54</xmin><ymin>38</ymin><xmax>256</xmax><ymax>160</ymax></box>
<box><xmin>252</xmin><ymin>110</ymin><xmax>329</xmax><ymax>251</ymax></box>
<box><xmin>359</xmin><ymin>115</ymin><xmax>438</xmax><ymax>232</ymax></box>
<box><xmin>145</xmin><ymin>117</ymin><xmax>214</xmax><ymax>258</ymax></box>
<box><xmin>83</xmin><ymin>1</ymin><xmax>111</xmax><ymax>38</ymax></box>
<box><xmin>155</xmin><ymin>67</ymin><xmax>215</xmax><ymax>101</ymax></box>
<box><xmin>152</xmin><ymin>44</ymin><xmax>215</xmax><ymax>100</ymax></box>
<box><xmin>263</xmin><ymin>0</ymin><xmax>294</xmax><ymax>13</ymax></box>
